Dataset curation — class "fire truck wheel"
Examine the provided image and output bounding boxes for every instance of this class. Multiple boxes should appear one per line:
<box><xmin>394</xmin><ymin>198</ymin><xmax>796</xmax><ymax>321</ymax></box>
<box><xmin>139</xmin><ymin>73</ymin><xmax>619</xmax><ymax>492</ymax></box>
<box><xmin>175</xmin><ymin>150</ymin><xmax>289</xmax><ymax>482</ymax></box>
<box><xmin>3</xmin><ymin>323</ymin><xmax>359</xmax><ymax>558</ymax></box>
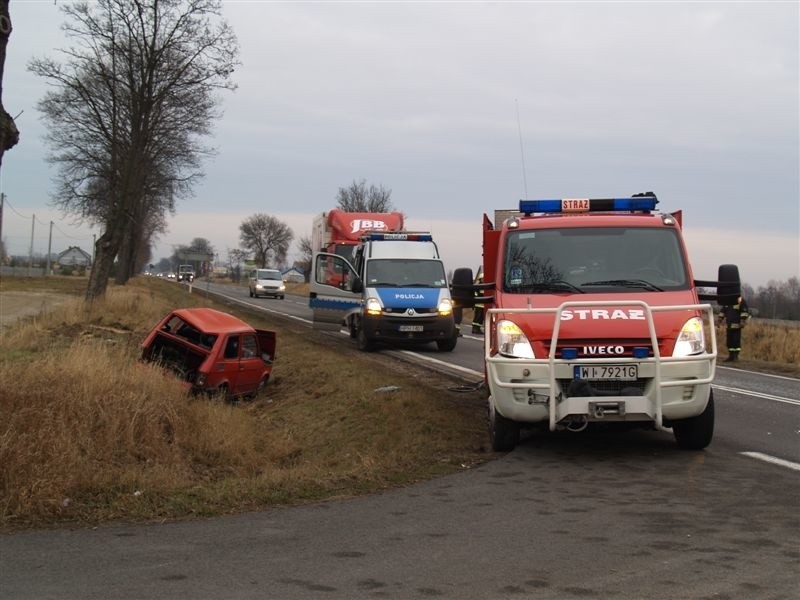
<box><xmin>488</xmin><ymin>399</ymin><xmax>519</xmax><ymax>452</ymax></box>
<box><xmin>672</xmin><ymin>391</ymin><xmax>715</xmax><ymax>450</ymax></box>
<box><xmin>356</xmin><ymin>326</ymin><xmax>376</xmax><ymax>352</ymax></box>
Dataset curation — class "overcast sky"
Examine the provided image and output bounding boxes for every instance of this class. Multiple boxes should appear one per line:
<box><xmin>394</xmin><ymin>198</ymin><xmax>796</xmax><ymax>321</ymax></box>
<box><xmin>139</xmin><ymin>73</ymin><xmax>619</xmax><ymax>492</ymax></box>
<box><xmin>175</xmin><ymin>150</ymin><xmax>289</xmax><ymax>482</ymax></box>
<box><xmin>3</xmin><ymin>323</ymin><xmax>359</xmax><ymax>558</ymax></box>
<box><xmin>1</xmin><ymin>0</ymin><xmax>798</xmax><ymax>287</ymax></box>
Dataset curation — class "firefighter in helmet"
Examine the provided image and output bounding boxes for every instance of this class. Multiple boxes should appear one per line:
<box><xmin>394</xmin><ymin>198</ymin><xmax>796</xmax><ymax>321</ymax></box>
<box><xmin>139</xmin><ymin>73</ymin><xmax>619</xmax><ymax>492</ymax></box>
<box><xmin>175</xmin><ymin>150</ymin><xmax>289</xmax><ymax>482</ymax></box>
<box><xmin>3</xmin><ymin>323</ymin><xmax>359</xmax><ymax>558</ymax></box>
<box><xmin>719</xmin><ymin>295</ymin><xmax>750</xmax><ymax>362</ymax></box>
<box><xmin>471</xmin><ymin>272</ymin><xmax>484</xmax><ymax>335</ymax></box>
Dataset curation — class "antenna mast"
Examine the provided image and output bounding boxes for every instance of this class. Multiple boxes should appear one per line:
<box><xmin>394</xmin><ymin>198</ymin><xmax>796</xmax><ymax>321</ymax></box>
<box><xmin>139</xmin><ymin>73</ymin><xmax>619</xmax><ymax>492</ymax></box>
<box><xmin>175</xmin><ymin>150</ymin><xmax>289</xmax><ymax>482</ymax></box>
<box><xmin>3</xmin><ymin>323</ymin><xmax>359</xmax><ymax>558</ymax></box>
<box><xmin>515</xmin><ymin>99</ymin><xmax>529</xmax><ymax>199</ymax></box>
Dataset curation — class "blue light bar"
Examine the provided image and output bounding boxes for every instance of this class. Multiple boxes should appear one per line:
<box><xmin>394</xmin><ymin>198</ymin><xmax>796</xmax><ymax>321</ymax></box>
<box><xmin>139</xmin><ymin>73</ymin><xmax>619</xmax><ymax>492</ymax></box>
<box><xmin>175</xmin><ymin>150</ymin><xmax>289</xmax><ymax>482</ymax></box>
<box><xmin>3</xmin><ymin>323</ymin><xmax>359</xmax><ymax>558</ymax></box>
<box><xmin>633</xmin><ymin>347</ymin><xmax>650</xmax><ymax>358</ymax></box>
<box><xmin>519</xmin><ymin>196</ymin><xmax>658</xmax><ymax>215</ymax></box>
<box><xmin>562</xmin><ymin>348</ymin><xmax>578</xmax><ymax>360</ymax></box>
<box><xmin>364</xmin><ymin>232</ymin><xmax>433</xmax><ymax>242</ymax></box>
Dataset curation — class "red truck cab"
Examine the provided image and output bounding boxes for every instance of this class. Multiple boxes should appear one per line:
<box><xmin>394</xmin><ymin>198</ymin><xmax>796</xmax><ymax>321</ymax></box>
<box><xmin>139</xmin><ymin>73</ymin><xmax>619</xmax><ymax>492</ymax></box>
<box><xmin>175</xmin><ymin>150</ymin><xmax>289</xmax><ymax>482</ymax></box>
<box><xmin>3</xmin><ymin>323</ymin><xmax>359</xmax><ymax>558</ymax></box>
<box><xmin>141</xmin><ymin>308</ymin><xmax>276</xmax><ymax>400</ymax></box>
<box><xmin>452</xmin><ymin>193</ymin><xmax>740</xmax><ymax>451</ymax></box>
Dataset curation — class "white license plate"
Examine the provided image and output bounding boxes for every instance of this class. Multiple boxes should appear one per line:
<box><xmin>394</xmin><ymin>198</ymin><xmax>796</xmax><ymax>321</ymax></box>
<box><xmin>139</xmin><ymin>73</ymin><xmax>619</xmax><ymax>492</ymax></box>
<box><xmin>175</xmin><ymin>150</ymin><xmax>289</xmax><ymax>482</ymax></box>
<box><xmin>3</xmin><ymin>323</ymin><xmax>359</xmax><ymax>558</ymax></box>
<box><xmin>399</xmin><ymin>324</ymin><xmax>424</xmax><ymax>332</ymax></box>
<box><xmin>574</xmin><ymin>365</ymin><xmax>638</xmax><ymax>381</ymax></box>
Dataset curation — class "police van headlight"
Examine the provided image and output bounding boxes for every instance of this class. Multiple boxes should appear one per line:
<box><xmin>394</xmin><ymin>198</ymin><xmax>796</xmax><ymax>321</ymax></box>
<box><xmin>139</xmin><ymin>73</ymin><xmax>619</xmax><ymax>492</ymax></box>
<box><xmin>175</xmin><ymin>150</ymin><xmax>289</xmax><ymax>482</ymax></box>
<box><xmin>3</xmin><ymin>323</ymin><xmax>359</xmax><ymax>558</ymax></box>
<box><xmin>437</xmin><ymin>297</ymin><xmax>453</xmax><ymax>316</ymax></box>
<box><xmin>497</xmin><ymin>320</ymin><xmax>535</xmax><ymax>359</ymax></box>
<box><xmin>365</xmin><ymin>297</ymin><xmax>382</xmax><ymax>315</ymax></box>
<box><xmin>673</xmin><ymin>317</ymin><xmax>705</xmax><ymax>357</ymax></box>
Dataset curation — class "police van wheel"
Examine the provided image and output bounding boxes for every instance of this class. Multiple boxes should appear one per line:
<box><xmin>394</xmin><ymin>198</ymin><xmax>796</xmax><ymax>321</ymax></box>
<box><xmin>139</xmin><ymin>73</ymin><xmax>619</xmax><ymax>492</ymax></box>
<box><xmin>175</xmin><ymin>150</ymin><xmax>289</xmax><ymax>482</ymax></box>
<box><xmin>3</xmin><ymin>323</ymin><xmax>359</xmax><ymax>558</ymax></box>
<box><xmin>488</xmin><ymin>398</ymin><xmax>519</xmax><ymax>452</ymax></box>
<box><xmin>356</xmin><ymin>327</ymin><xmax>375</xmax><ymax>352</ymax></box>
<box><xmin>672</xmin><ymin>392</ymin><xmax>715</xmax><ymax>450</ymax></box>
<box><xmin>436</xmin><ymin>334</ymin><xmax>457</xmax><ymax>352</ymax></box>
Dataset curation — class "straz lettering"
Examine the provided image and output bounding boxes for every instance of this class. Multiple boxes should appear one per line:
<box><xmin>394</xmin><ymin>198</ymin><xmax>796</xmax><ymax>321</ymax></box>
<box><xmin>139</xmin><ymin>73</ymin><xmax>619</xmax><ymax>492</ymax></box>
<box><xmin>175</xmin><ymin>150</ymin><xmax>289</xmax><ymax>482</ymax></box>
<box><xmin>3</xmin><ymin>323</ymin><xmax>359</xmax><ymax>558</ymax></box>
<box><xmin>350</xmin><ymin>219</ymin><xmax>388</xmax><ymax>234</ymax></box>
<box><xmin>582</xmin><ymin>345</ymin><xmax>625</xmax><ymax>355</ymax></box>
<box><xmin>560</xmin><ymin>309</ymin><xmax>646</xmax><ymax>321</ymax></box>
<box><xmin>561</xmin><ymin>198</ymin><xmax>589</xmax><ymax>212</ymax></box>
<box><xmin>396</xmin><ymin>293</ymin><xmax>424</xmax><ymax>300</ymax></box>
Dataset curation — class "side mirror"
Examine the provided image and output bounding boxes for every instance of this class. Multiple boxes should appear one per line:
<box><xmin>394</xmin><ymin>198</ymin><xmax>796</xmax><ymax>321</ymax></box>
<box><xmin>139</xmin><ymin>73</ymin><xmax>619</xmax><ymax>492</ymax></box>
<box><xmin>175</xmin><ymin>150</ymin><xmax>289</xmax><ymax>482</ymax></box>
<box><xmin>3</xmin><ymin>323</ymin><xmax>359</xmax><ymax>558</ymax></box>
<box><xmin>696</xmin><ymin>264</ymin><xmax>741</xmax><ymax>305</ymax></box>
<box><xmin>351</xmin><ymin>276</ymin><xmax>363</xmax><ymax>294</ymax></box>
<box><xmin>451</xmin><ymin>268</ymin><xmax>476</xmax><ymax>307</ymax></box>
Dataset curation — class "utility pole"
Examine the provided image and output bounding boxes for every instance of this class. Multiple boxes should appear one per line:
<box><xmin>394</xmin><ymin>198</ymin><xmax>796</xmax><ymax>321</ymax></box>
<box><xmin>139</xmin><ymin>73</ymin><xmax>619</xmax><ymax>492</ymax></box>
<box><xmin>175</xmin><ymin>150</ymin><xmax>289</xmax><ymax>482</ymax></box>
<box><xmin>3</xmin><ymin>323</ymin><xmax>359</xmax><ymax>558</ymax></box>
<box><xmin>0</xmin><ymin>193</ymin><xmax>5</xmax><ymax>259</ymax></box>
<box><xmin>46</xmin><ymin>220</ymin><xmax>53</xmax><ymax>276</ymax></box>
<box><xmin>28</xmin><ymin>213</ymin><xmax>34</xmax><ymax>276</ymax></box>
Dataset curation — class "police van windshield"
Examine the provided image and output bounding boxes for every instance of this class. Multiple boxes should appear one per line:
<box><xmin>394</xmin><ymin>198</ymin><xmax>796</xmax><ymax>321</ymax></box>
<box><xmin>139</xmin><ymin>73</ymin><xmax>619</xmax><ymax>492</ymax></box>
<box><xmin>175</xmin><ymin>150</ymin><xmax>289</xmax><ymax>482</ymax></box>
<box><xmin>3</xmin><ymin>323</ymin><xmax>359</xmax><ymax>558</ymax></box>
<box><xmin>503</xmin><ymin>227</ymin><xmax>689</xmax><ymax>293</ymax></box>
<box><xmin>366</xmin><ymin>259</ymin><xmax>447</xmax><ymax>288</ymax></box>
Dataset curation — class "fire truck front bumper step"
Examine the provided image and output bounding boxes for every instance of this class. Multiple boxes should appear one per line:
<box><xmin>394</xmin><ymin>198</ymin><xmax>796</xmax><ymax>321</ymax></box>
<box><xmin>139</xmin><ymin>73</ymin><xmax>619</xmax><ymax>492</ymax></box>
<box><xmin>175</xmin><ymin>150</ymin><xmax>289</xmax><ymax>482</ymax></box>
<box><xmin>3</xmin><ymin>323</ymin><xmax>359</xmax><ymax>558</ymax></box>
<box><xmin>556</xmin><ymin>395</ymin><xmax>656</xmax><ymax>423</ymax></box>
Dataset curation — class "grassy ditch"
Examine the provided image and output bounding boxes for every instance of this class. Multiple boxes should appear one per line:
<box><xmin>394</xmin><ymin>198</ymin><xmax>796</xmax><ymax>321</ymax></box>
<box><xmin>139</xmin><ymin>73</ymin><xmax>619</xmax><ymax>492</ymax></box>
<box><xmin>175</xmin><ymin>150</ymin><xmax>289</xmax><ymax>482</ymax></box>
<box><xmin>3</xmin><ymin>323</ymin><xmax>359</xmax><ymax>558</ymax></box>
<box><xmin>0</xmin><ymin>277</ymin><xmax>489</xmax><ymax>529</ymax></box>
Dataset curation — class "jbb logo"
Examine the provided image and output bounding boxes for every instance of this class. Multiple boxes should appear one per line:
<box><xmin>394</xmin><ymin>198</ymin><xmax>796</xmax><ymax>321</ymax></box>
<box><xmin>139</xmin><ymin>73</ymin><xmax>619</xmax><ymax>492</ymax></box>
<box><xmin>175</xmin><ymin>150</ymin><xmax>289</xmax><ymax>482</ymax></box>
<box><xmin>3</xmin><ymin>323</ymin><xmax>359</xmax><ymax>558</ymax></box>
<box><xmin>350</xmin><ymin>219</ymin><xmax>388</xmax><ymax>233</ymax></box>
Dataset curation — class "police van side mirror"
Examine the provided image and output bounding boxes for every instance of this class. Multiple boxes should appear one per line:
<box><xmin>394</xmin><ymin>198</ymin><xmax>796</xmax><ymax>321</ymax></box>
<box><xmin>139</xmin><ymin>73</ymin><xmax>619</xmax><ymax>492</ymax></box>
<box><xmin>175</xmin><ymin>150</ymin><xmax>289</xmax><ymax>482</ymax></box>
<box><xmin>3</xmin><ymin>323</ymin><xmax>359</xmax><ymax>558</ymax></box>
<box><xmin>351</xmin><ymin>276</ymin><xmax>363</xmax><ymax>294</ymax></box>
<box><xmin>696</xmin><ymin>264</ymin><xmax>741</xmax><ymax>306</ymax></box>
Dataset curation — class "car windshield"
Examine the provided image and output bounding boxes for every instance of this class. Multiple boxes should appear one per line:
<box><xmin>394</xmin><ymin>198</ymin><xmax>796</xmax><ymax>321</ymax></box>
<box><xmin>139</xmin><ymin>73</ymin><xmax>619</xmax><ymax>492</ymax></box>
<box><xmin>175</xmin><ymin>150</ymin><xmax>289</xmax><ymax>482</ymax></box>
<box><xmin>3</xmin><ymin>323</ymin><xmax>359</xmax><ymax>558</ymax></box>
<box><xmin>503</xmin><ymin>226</ymin><xmax>689</xmax><ymax>293</ymax></box>
<box><xmin>257</xmin><ymin>270</ymin><xmax>282</xmax><ymax>280</ymax></box>
<box><xmin>366</xmin><ymin>259</ymin><xmax>447</xmax><ymax>288</ymax></box>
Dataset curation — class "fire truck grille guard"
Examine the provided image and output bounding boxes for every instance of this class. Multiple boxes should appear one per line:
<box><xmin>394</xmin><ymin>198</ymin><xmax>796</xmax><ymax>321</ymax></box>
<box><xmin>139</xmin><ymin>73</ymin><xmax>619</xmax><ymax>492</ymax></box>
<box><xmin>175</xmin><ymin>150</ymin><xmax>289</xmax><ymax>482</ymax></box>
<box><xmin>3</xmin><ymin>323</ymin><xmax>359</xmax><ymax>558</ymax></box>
<box><xmin>557</xmin><ymin>378</ymin><xmax>647</xmax><ymax>397</ymax></box>
<box><xmin>486</xmin><ymin>300</ymin><xmax>718</xmax><ymax>431</ymax></box>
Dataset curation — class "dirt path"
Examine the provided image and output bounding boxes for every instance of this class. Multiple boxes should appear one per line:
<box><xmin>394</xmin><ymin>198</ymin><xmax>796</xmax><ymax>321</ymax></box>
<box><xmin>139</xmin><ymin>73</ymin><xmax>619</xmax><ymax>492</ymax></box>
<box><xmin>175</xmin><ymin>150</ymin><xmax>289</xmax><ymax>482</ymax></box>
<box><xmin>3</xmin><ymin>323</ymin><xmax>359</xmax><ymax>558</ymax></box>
<box><xmin>0</xmin><ymin>292</ymin><xmax>75</xmax><ymax>333</ymax></box>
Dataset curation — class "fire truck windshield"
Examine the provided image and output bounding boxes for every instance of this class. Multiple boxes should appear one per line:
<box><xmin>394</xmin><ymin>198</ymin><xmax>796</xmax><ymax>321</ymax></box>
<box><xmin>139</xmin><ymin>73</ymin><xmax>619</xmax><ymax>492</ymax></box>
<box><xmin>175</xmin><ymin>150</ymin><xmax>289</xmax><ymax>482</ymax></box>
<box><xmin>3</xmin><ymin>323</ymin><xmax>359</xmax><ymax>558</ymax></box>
<box><xmin>503</xmin><ymin>227</ymin><xmax>689</xmax><ymax>293</ymax></box>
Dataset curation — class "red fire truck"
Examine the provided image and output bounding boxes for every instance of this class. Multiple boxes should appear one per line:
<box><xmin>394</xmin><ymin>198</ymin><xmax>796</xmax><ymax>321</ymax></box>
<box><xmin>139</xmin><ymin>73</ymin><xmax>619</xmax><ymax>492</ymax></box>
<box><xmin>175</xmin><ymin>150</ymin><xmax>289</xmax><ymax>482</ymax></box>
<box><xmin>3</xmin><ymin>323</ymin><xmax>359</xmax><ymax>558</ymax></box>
<box><xmin>451</xmin><ymin>193</ymin><xmax>740</xmax><ymax>452</ymax></box>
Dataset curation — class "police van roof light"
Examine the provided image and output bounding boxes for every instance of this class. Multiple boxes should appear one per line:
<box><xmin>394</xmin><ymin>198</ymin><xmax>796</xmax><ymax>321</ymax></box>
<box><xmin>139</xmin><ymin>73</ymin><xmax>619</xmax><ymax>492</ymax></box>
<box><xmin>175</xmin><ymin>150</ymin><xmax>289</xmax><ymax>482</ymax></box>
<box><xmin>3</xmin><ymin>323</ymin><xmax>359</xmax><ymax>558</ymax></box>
<box><xmin>519</xmin><ymin>195</ymin><xmax>658</xmax><ymax>216</ymax></box>
<box><xmin>364</xmin><ymin>232</ymin><xmax>433</xmax><ymax>242</ymax></box>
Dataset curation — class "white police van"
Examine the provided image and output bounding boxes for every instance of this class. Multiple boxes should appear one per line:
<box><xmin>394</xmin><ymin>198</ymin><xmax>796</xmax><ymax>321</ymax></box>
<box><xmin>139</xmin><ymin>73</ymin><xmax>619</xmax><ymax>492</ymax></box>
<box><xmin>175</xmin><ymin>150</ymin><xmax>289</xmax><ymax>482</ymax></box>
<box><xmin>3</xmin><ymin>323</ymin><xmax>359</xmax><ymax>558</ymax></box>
<box><xmin>309</xmin><ymin>232</ymin><xmax>458</xmax><ymax>352</ymax></box>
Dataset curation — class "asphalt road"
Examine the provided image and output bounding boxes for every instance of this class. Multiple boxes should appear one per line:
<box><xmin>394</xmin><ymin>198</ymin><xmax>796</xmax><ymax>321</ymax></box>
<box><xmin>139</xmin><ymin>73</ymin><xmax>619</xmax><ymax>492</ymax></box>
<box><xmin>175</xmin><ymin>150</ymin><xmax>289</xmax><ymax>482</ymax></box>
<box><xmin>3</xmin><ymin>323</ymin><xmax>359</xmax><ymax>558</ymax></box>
<box><xmin>2</xmin><ymin>280</ymin><xmax>798</xmax><ymax>599</ymax></box>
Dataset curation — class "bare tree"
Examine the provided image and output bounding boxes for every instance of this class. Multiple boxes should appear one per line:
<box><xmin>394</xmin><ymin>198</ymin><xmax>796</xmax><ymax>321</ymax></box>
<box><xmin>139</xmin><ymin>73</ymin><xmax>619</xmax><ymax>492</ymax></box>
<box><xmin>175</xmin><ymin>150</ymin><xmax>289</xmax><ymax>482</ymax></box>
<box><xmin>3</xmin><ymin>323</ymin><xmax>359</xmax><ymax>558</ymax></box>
<box><xmin>29</xmin><ymin>0</ymin><xmax>239</xmax><ymax>301</ymax></box>
<box><xmin>239</xmin><ymin>214</ymin><xmax>293</xmax><ymax>268</ymax></box>
<box><xmin>0</xmin><ymin>1</ymin><xmax>20</xmax><ymax>171</ymax></box>
<box><xmin>296</xmin><ymin>234</ymin><xmax>313</xmax><ymax>281</ymax></box>
<box><xmin>227</xmin><ymin>247</ymin><xmax>248</xmax><ymax>283</ymax></box>
<box><xmin>336</xmin><ymin>179</ymin><xmax>394</xmax><ymax>212</ymax></box>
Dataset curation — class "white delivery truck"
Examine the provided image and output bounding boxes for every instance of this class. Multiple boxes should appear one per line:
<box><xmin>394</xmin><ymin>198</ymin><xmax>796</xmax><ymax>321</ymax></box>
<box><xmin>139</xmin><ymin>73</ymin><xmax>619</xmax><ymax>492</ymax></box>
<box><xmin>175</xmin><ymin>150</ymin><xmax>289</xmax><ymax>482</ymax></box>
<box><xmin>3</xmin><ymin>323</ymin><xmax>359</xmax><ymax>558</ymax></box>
<box><xmin>309</xmin><ymin>232</ymin><xmax>458</xmax><ymax>352</ymax></box>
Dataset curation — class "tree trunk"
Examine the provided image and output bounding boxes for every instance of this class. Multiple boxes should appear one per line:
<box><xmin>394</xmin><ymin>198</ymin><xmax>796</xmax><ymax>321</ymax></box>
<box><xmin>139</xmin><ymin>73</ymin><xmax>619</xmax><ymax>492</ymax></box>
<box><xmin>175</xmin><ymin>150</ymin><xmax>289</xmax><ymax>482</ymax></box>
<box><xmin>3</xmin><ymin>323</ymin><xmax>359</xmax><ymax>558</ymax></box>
<box><xmin>86</xmin><ymin>226</ymin><xmax>123</xmax><ymax>302</ymax></box>
<box><xmin>0</xmin><ymin>1</ymin><xmax>20</xmax><ymax>170</ymax></box>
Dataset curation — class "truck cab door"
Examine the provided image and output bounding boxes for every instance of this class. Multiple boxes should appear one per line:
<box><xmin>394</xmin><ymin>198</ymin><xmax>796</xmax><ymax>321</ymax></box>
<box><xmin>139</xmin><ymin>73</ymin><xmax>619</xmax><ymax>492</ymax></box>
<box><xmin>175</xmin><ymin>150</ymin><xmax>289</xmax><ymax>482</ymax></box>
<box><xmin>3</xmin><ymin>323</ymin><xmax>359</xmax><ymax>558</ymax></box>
<box><xmin>309</xmin><ymin>252</ymin><xmax>362</xmax><ymax>330</ymax></box>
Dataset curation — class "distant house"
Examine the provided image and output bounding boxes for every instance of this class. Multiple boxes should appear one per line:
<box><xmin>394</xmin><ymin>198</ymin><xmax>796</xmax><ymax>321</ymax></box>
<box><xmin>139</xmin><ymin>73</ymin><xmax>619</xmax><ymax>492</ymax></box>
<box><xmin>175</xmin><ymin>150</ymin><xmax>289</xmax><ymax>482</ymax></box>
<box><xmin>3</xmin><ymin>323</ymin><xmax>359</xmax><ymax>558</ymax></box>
<box><xmin>57</xmin><ymin>246</ymin><xmax>92</xmax><ymax>267</ymax></box>
<box><xmin>281</xmin><ymin>266</ymin><xmax>305</xmax><ymax>283</ymax></box>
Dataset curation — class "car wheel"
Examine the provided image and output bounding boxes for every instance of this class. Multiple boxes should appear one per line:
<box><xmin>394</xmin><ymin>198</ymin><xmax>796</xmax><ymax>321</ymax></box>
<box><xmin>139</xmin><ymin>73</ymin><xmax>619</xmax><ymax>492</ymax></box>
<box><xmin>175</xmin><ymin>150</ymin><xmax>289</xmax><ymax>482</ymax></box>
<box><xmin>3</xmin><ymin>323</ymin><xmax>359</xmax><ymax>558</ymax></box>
<box><xmin>216</xmin><ymin>383</ymin><xmax>231</xmax><ymax>402</ymax></box>
<box><xmin>488</xmin><ymin>397</ymin><xmax>519</xmax><ymax>452</ymax></box>
<box><xmin>280</xmin><ymin>295</ymin><xmax>285</xmax><ymax>300</ymax></box>
<box><xmin>672</xmin><ymin>391</ymin><xmax>715</xmax><ymax>450</ymax></box>
<box><xmin>252</xmin><ymin>375</ymin><xmax>269</xmax><ymax>399</ymax></box>
<box><xmin>249</xmin><ymin>289</ymin><xmax>254</xmax><ymax>298</ymax></box>
<box><xmin>356</xmin><ymin>325</ymin><xmax>376</xmax><ymax>352</ymax></box>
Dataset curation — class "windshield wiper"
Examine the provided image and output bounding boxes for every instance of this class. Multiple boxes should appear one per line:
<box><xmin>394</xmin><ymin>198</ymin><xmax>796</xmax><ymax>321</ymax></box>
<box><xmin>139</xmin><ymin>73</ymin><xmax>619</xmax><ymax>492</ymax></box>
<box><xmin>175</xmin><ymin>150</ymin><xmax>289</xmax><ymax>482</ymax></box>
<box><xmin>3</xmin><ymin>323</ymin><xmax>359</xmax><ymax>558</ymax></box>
<box><xmin>582</xmin><ymin>279</ymin><xmax>663</xmax><ymax>292</ymax></box>
<box><xmin>514</xmin><ymin>280</ymin><xmax>585</xmax><ymax>294</ymax></box>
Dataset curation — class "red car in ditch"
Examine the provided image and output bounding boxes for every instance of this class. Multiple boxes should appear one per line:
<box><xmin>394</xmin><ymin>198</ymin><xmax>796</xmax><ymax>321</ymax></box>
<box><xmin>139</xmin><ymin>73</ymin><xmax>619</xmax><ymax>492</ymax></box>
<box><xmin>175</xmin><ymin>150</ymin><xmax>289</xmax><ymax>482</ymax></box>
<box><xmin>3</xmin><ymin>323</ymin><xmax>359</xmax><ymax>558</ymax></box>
<box><xmin>141</xmin><ymin>308</ymin><xmax>276</xmax><ymax>399</ymax></box>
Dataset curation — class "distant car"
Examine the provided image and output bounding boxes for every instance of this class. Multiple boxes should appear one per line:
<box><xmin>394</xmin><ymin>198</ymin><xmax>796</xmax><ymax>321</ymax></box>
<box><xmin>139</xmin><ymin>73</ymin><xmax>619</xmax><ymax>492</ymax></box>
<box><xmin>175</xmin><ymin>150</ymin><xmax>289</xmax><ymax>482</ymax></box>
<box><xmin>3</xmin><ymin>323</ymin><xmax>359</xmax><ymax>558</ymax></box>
<box><xmin>141</xmin><ymin>308</ymin><xmax>276</xmax><ymax>400</ymax></box>
<box><xmin>177</xmin><ymin>264</ymin><xmax>195</xmax><ymax>283</ymax></box>
<box><xmin>167</xmin><ymin>272</ymin><xmax>176</xmax><ymax>280</ymax></box>
<box><xmin>248</xmin><ymin>268</ymin><xmax>286</xmax><ymax>299</ymax></box>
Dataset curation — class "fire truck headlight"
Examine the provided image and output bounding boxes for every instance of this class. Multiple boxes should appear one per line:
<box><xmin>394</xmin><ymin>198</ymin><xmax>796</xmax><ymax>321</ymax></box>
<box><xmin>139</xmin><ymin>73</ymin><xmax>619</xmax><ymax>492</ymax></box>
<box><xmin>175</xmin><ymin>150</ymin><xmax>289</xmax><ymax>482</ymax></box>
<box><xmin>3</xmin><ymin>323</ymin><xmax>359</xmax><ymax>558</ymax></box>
<box><xmin>673</xmin><ymin>317</ymin><xmax>705</xmax><ymax>357</ymax></box>
<box><xmin>437</xmin><ymin>297</ymin><xmax>453</xmax><ymax>316</ymax></box>
<box><xmin>497</xmin><ymin>320</ymin><xmax>535</xmax><ymax>359</ymax></box>
<box><xmin>365</xmin><ymin>297</ymin><xmax>382</xmax><ymax>315</ymax></box>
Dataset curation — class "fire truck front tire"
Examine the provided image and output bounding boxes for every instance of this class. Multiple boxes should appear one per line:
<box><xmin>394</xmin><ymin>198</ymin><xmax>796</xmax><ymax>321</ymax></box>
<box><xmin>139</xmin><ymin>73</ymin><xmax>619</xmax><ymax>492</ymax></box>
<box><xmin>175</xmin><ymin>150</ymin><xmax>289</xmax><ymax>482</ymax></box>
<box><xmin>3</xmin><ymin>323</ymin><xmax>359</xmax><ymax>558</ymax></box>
<box><xmin>672</xmin><ymin>391</ymin><xmax>715</xmax><ymax>450</ymax></box>
<box><xmin>488</xmin><ymin>398</ymin><xmax>519</xmax><ymax>452</ymax></box>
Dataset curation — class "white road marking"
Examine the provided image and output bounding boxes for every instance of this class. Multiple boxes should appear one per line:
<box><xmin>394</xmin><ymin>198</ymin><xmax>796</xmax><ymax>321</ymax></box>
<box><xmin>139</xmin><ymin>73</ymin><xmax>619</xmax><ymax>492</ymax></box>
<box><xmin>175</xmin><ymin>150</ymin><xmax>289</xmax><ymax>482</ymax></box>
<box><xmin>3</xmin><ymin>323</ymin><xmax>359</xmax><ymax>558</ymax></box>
<box><xmin>740</xmin><ymin>452</ymin><xmax>800</xmax><ymax>472</ymax></box>
<box><xmin>713</xmin><ymin>384</ymin><xmax>800</xmax><ymax>406</ymax></box>
<box><xmin>717</xmin><ymin>366</ymin><xmax>800</xmax><ymax>382</ymax></box>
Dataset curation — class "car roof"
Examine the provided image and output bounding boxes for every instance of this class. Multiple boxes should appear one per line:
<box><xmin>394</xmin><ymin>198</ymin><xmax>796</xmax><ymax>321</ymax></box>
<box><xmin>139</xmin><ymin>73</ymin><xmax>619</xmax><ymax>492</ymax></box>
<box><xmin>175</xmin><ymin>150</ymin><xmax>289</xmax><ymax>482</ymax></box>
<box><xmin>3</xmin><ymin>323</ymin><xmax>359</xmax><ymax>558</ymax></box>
<box><xmin>172</xmin><ymin>308</ymin><xmax>254</xmax><ymax>334</ymax></box>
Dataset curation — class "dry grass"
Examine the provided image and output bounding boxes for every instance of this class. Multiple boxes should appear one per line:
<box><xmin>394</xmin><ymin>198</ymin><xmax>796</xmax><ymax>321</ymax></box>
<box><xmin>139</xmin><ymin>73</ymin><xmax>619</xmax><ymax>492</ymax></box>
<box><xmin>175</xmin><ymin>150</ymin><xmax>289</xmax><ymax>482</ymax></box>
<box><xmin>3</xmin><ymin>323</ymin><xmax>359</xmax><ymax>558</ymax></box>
<box><xmin>0</xmin><ymin>277</ymin><xmax>488</xmax><ymax>529</ymax></box>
